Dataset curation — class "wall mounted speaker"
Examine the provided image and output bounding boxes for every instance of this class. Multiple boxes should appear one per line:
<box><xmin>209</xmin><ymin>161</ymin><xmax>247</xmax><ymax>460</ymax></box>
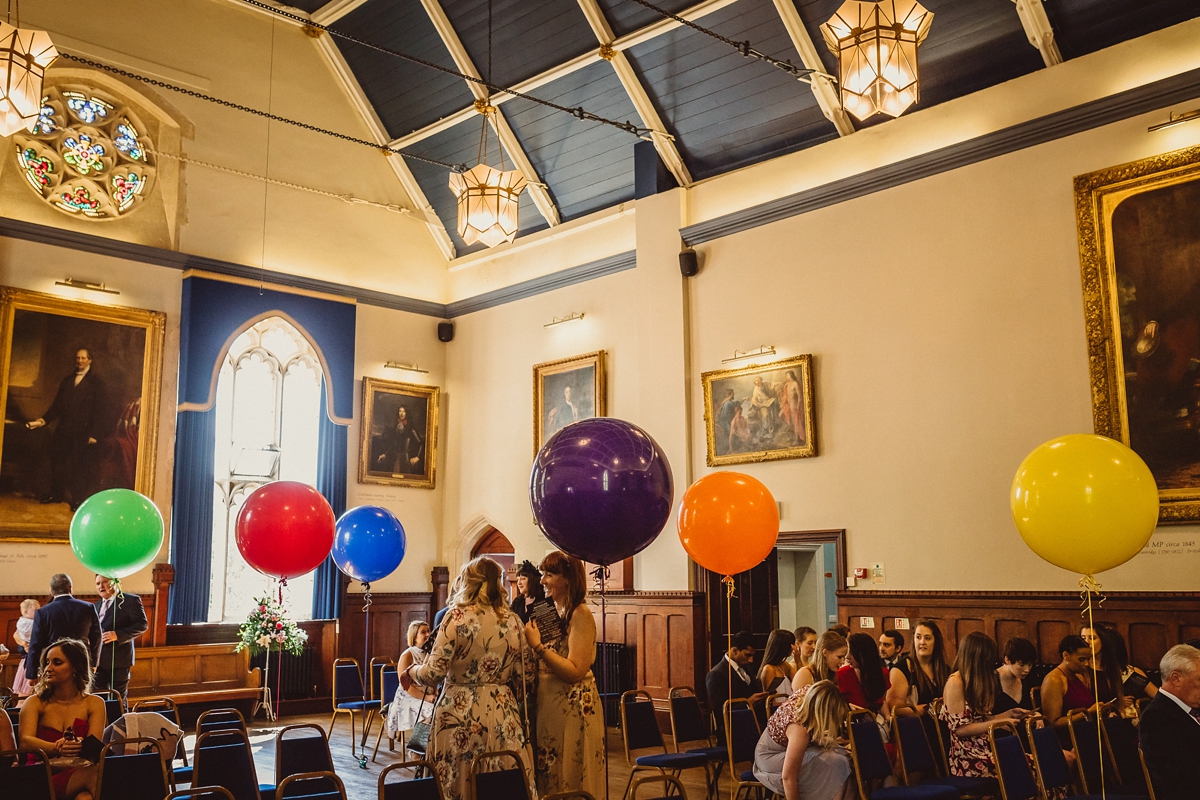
<box><xmin>438</xmin><ymin>321</ymin><xmax>454</xmax><ymax>342</ymax></box>
<box><xmin>679</xmin><ymin>249</ymin><xmax>699</xmax><ymax>277</ymax></box>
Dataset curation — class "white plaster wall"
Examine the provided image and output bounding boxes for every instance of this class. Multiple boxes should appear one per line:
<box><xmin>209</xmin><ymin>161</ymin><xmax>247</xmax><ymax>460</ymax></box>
<box><xmin>0</xmin><ymin>237</ymin><xmax>182</xmax><ymax>594</ymax></box>
<box><xmin>345</xmin><ymin>303</ymin><xmax>448</xmax><ymax>593</ymax></box>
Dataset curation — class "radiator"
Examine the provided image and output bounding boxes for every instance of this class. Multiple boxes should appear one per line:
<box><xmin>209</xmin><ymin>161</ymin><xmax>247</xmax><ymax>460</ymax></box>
<box><xmin>594</xmin><ymin>642</ymin><xmax>635</xmax><ymax>726</ymax></box>
<box><xmin>251</xmin><ymin>646</ymin><xmax>317</xmax><ymax>699</ymax></box>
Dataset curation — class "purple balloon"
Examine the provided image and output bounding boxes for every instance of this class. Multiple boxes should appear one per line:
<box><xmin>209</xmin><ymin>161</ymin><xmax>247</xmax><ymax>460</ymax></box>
<box><xmin>530</xmin><ymin>417</ymin><xmax>674</xmax><ymax>566</ymax></box>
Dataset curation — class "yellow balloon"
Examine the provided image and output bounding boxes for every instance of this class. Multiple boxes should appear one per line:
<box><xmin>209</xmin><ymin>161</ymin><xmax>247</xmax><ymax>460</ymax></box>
<box><xmin>1011</xmin><ymin>434</ymin><xmax>1159</xmax><ymax>575</ymax></box>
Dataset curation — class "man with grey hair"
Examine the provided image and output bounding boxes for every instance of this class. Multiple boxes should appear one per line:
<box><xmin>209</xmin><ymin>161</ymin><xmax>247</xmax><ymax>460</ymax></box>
<box><xmin>1139</xmin><ymin>643</ymin><xmax>1200</xmax><ymax>799</ymax></box>
<box><xmin>24</xmin><ymin>573</ymin><xmax>102</xmax><ymax>682</ymax></box>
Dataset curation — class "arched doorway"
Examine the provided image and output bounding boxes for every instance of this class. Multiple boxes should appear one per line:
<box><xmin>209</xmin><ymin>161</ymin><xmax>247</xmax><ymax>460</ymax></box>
<box><xmin>471</xmin><ymin>527</ymin><xmax>515</xmax><ymax>594</ymax></box>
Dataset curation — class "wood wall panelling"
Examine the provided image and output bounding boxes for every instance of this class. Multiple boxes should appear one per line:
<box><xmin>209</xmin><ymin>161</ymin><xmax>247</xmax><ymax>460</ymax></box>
<box><xmin>338</xmin><ymin>592</ymin><xmax>434</xmax><ymax>663</ymax></box>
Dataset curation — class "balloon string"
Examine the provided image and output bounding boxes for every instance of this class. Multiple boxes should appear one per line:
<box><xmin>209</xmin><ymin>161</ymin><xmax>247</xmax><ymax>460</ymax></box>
<box><xmin>363</xmin><ymin>581</ymin><xmax>371</xmax><ymax>703</ymax></box>
<box><xmin>592</xmin><ymin>565</ymin><xmax>610</xmax><ymax>800</ymax></box>
<box><xmin>723</xmin><ymin>574</ymin><xmax>735</xmax><ymax>800</ymax></box>
<box><xmin>1080</xmin><ymin>574</ymin><xmax>1106</xmax><ymax>800</ymax></box>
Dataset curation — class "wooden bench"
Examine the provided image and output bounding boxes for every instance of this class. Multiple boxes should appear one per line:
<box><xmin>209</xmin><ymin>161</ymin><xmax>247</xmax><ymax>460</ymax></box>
<box><xmin>127</xmin><ymin>643</ymin><xmax>262</xmax><ymax>721</ymax></box>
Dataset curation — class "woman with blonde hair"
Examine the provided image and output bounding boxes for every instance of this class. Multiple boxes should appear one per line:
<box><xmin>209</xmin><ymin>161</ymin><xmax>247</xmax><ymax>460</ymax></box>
<box><xmin>523</xmin><ymin>550</ymin><xmax>605</xmax><ymax>797</ymax></box>
<box><xmin>19</xmin><ymin>638</ymin><xmax>106</xmax><ymax>799</ymax></box>
<box><xmin>385</xmin><ymin>620</ymin><xmax>433</xmax><ymax>745</ymax></box>
<box><xmin>792</xmin><ymin>630</ymin><xmax>848</xmax><ymax>692</ymax></box>
<box><xmin>403</xmin><ymin>557</ymin><xmax>534</xmax><ymax>800</ymax></box>
<box><xmin>753</xmin><ymin>680</ymin><xmax>854</xmax><ymax>800</ymax></box>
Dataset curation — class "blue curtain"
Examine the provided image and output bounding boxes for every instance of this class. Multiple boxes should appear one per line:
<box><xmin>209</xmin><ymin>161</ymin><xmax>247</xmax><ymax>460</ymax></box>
<box><xmin>167</xmin><ymin>408</ymin><xmax>217</xmax><ymax>624</ymax></box>
<box><xmin>313</xmin><ymin>384</ymin><xmax>348</xmax><ymax>620</ymax></box>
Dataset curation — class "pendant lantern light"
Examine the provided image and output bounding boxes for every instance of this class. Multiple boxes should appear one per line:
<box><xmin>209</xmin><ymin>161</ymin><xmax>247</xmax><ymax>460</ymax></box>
<box><xmin>821</xmin><ymin>0</ymin><xmax>932</xmax><ymax>122</ymax></box>
<box><xmin>0</xmin><ymin>18</ymin><xmax>57</xmax><ymax>136</ymax></box>
<box><xmin>449</xmin><ymin>102</ymin><xmax>526</xmax><ymax>248</ymax></box>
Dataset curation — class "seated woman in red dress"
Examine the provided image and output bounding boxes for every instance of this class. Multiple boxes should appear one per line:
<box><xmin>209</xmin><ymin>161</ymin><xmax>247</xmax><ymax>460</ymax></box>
<box><xmin>837</xmin><ymin>633</ymin><xmax>909</xmax><ymax>721</ymax></box>
<box><xmin>18</xmin><ymin>638</ymin><xmax>106</xmax><ymax>800</ymax></box>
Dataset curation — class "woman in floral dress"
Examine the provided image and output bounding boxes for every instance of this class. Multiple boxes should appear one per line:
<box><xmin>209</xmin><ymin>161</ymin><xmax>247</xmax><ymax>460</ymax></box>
<box><xmin>523</xmin><ymin>551</ymin><xmax>606</xmax><ymax>797</ymax></box>
<box><xmin>939</xmin><ymin>632</ymin><xmax>1030</xmax><ymax>785</ymax></box>
<box><xmin>403</xmin><ymin>557</ymin><xmax>535</xmax><ymax>800</ymax></box>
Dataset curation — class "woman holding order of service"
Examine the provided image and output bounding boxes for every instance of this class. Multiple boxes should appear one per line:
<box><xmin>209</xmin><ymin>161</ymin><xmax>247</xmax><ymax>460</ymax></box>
<box><xmin>402</xmin><ymin>557</ymin><xmax>535</xmax><ymax>800</ymax></box>
<box><xmin>523</xmin><ymin>550</ymin><xmax>606</xmax><ymax>798</ymax></box>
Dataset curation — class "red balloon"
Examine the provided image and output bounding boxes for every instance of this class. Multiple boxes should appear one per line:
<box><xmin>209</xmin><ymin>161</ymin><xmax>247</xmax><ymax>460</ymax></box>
<box><xmin>236</xmin><ymin>481</ymin><xmax>335</xmax><ymax>580</ymax></box>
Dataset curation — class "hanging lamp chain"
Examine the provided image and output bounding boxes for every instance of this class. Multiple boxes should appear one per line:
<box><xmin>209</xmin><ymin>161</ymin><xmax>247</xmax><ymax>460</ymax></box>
<box><xmin>56</xmin><ymin>52</ymin><xmax>468</xmax><ymax>172</ymax></box>
<box><xmin>239</xmin><ymin>0</ymin><xmax>650</xmax><ymax>139</ymax></box>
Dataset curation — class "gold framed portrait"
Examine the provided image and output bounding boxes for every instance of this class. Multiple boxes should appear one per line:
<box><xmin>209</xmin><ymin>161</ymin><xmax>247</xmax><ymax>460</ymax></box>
<box><xmin>1076</xmin><ymin>143</ymin><xmax>1200</xmax><ymax>523</ymax></box>
<box><xmin>358</xmin><ymin>376</ymin><xmax>439</xmax><ymax>489</ymax></box>
<box><xmin>0</xmin><ymin>287</ymin><xmax>165</xmax><ymax>542</ymax></box>
<box><xmin>702</xmin><ymin>354</ymin><xmax>816</xmax><ymax>467</ymax></box>
<box><xmin>533</xmin><ymin>350</ymin><xmax>606</xmax><ymax>455</ymax></box>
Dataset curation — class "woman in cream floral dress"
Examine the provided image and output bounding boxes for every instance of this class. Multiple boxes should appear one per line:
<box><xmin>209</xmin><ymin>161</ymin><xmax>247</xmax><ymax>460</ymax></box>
<box><xmin>523</xmin><ymin>550</ymin><xmax>606</xmax><ymax>798</ymax></box>
<box><xmin>403</xmin><ymin>557</ymin><xmax>535</xmax><ymax>800</ymax></box>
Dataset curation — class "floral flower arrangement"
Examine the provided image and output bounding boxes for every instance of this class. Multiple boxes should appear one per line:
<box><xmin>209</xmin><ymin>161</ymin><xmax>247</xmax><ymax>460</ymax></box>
<box><xmin>235</xmin><ymin>595</ymin><xmax>308</xmax><ymax>656</ymax></box>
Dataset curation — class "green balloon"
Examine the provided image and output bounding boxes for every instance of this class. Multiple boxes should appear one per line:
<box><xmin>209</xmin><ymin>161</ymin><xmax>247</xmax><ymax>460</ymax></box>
<box><xmin>70</xmin><ymin>489</ymin><xmax>164</xmax><ymax>579</ymax></box>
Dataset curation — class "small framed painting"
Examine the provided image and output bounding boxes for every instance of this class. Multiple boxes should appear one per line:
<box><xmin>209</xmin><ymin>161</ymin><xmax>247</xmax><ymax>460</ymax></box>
<box><xmin>702</xmin><ymin>354</ymin><xmax>816</xmax><ymax>466</ymax></box>
<box><xmin>358</xmin><ymin>377</ymin><xmax>439</xmax><ymax>489</ymax></box>
<box><xmin>533</xmin><ymin>351</ymin><xmax>606</xmax><ymax>454</ymax></box>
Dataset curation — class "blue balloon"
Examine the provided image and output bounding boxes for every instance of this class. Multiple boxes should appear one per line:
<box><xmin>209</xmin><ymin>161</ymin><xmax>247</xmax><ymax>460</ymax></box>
<box><xmin>530</xmin><ymin>417</ymin><xmax>673</xmax><ymax>566</ymax></box>
<box><xmin>332</xmin><ymin>506</ymin><xmax>407</xmax><ymax>583</ymax></box>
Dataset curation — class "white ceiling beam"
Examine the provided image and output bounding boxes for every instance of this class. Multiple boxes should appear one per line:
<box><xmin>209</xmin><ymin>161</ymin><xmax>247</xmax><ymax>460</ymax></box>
<box><xmin>1012</xmin><ymin>0</ymin><xmax>1063</xmax><ymax>67</ymax></box>
<box><xmin>312</xmin><ymin>32</ymin><xmax>458</xmax><ymax>259</ymax></box>
<box><xmin>575</xmin><ymin>0</ymin><xmax>692</xmax><ymax>187</ymax></box>
<box><xmin>311</xmin><ymin>0</ymin><xmax>372</xmax><ymax>26</ymax></box>
<box><xmin>770</xmin><ymin>0</ymin><xmax>854</xmax><ymax>136</ymax></box>
<box><xmin>389</xmin><ymin>0</ymin><xmax>739</xmax><ymax>150</ymax></box>
<box><xmin>418</xmin><ymin>0</ymin><xmax>561</xmax><ymax>228</ymax></box>
<box><xmin>224</xmin><ymin>0</ymin><xmax>307</xmax><ymax>26</ymax></box>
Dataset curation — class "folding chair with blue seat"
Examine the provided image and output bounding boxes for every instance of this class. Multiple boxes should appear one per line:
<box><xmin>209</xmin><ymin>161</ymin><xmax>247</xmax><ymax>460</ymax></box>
<box><xmin>133</xmin><ymin>697</ymin><xmax>190</xmax><ymax>787</ymax></box>
<box><xmin>167</xmin><ymin>789</ymin><xmax>236</xmax><ymax>800</ymax></box>
<box><xmin>620</xmin><ymin>690</ymin><xmax>709</xmax><ymax>800</ymax></box>
<box><xmin>94</xmin><ymin>689</ymin><xmax>126</xmax><ymax>726</ymax></box>
<box><xmin>372</xmin><ymin>666</ymin><xmax>403</xmax><ymax>762</ymax></box>
<box><xmin>1025</xmin><ymin>715</ymin><xmax>1127</xmax><ymax>800</ymax></box>
<box><xmin>630</xmin><ymin>774</ymin><xmax>689</xmax><ymax>800</ymax></box>
<box><xmin>5</xmin><ymin>705</ymin><xmax>20</xmax><ymax>730</ymax></box>
<box><xmin>328</xmin><ymin>657</ymin><xmax>382</xmax><ymax>756</ymax></box>
<box><xmin>847</xmin><ymin>709</ymin><xmax>957</xmax><ymax>799</ymax></box>
<box><xmin>543</xmin><ymin>793</ymin><xmax>598</xmax><ymax>800</ymax></box>
<box><xmin>1065</xmin><ymin>711</ymin><xmax>1149</xmax><ymax>799</ymax></box>
<box><xmin>469</xmin><ymin>749</ymin><xmax>532</xmax><ymax>800</ymax></box>
<box><xmin>667</xmin><ymin>687</ymin><xmax>726</xmax><ymax>799</ymax></box>
<box><xmin>192</xmin><ymin>729</ymin><xmax>274</xmax><ymax>800</ymax></box>
<box><xmin>723</xmin><ymin>699</ymin><xmax>765</xmax><ymax>800</ymax></box>
<box><xmin>925</xmin><ymin>699</ymin><xmax>952</xmax><ymax>777</ymax></box>
<box><xmin>197</xmin><ymin>708</ymin><xmax>247</xmax><ymax>736</ymax></box>
<box><xmin>1099</xmin><ymin>712</ymin><xmax>1151</xmax><ymax>794</ymax></box>
<box><xmin>276</xmin><ymin>771</ymin><xmax>347</xmax><ymax>800</ymax></box>
<box><xmin>270</xmin><ymin>724</ymin><xmax>335</xmax><ymax>799</ymax></box>
<box><xmin>95</xmin><ymin>738</ymin><xmax>170</xmax><ymax>800</ymax></box>
<box><xmin>892</xmin><ymin>706</ymin><xmax>998</xmax><ymax>797</ymax></box>
<box><xmin>988</xmin><ymin>721</ymin><xmax>1042</xmax><ymax>800</ymax></box>
<box><xmin>0</xmin><ymin>747</ymin><xmax>56</xmax><ymax>800</ymax></box>
<box><xmin>379</xmin><ymin>759</ymin><xmax>443</xmax><ymax>800</ymax></box>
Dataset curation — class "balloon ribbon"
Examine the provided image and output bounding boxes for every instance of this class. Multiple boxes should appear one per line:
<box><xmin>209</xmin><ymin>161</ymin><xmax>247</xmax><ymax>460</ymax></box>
<box><xmin>723</xmin><ymin>575</ymin><xmax>736</xmax><ymax>800</ymax></box>
<box><xmin>588</xmin><ymin>565</ymin><xmax>612</xmax><ymax>800</ymax></box>
<box><xmin>1079</xmin><ymin>573</ymin><xmax>1106</xmax><ymax>800</ymax></box>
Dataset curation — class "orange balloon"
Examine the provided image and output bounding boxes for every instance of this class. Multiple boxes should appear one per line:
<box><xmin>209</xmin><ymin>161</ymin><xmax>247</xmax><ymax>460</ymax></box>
<box><xmin>678</xmin><ymin>472</ymin><xmax>779</xmax><ymax>576</ymax></box>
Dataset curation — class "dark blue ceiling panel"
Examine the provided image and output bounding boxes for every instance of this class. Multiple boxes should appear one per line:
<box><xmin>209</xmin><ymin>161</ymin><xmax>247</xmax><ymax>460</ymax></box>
<box><xmin>791</xmin><ymin>0</ymin><xmax>1042</xmax><ymax>120</ymax></box>
<box><xmin>334</xmin><ymin>0</ymin><xmax>475</xmax><ymax>137</ymax></box>
<box><xmin>440</xmin><ymin>0</ymin><xmax>596</xmax><ymax>88</ymax></box>
<box><xmin>596</xmin><ymin>0</ymin><xmax>699</xmax><ymax>38</ymax></box>
<box><xmin>501</xmin><ymin>61</ymin><xmax>640</xmax><ymax>221</ymax></box>
<box><xmin>626</xmin><ymin>0</ymin><xmax>836</xmax><ymax>179</ymax></box>
<box><xmin>1043</xmin><ymin>0</ymin><xmax>1200</xmax><ymax>61</ymax></box>
<box><xmin>405</xmin><ymin>116</ymin><xmax>550</xmax><ymax>255</ymax></box>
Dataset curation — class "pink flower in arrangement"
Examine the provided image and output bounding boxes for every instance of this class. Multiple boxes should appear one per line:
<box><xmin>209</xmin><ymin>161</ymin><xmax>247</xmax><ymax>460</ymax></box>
<box><xmin>260</xmin><ymin>605</ymin><xmax>267</xmax><ymax>612</ymax></box>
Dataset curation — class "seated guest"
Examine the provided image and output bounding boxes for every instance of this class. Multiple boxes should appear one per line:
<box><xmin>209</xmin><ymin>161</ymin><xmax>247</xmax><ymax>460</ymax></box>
<box><xmin>878</xmin><ymin>629</ymin><xmax>905</xmax><ymax>672</ymax></box>
<box><xmin>386</xmin><ymin>620</ymin><xmax>434</xmax><ymax>745</ymax></box>
<box><xmin>1040</xmin><ymin>634</ymin><xmax>1096</xmax><ymax>728</ymax></box>
<box><xmin>838</xmin><ymin>633</ymin><xmax>908</xmax><ymax>721</ymax></box>
<box><xmin>18</xmin><ymin>638</ymin><xmax>106</xmax><ymax>800</ymax></box>
<box><xmin>793</xmin><ymin>631</ymin><xmax>848</xmax><ymax>692</ymax></box>
<box><xmin>1138</xmin><ymin>644</ymin><xmax>1200</xmax><ymax>800</ymax></box>
<box><xmin>939</xmin><ymin>632</ymin><xmax>1029</xmax><ymax>779</ymax></box>
<box><xmin>1084</xmin><ymin>624</ymin><xmax>1157</xmax><ymax>707</ymax></box>
<box><xmin>707</xmin><ymin>631</ymin><xmax>768</xmax><ymax>724</ymax></box>
<box><xmin>758</xmin><ymin>629</ymin><xmax>798</xmax><ymax>697</ymax></box>
<box><xmin>903</xmin><ymin>619</ymin><xmax>951</xmax><ymax>711</ymax></box>
<box><xmin>791</xmin><ymin>626</ymin><xmax>817</xmax><ymax>668</ymax></box>
<box><xmin>994</xmin><ymin>636</ymin><xmax>1037</xmax><ymax>714</ymax></box>
<box><xmin>753</xmin><ymin>680</ymin><xmax>854</xmax><ymax>800</ymax></box>
<box><xmin>511</xmin><ymin>560</ymin><xmax>545</xmax><ymax>625</ymax></box>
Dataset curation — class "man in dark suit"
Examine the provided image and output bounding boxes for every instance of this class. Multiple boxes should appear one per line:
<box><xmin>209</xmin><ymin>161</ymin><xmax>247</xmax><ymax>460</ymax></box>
<box><xmin>25</xmin><ymin>573</ymin><xmax>102</xmax><ymax>682</ymax></box>
<box><xmin>1139</xmin><ymin>644</ymin><xmax>1200</xmax><ymax>800</ymax></box>
<box><xmin>92</xmin><ymin>574</ymin><xmax>148</xmax><ymax>701</ymax></box>
<box><xmin>26</xmin><ymin>347</ymin><xmax>107</xmax><ymax>510</ymax></box>
<box><xmin>705</xmin><ymin>630</ymin><xmax>768</xmax><ymax>732</ymax></box>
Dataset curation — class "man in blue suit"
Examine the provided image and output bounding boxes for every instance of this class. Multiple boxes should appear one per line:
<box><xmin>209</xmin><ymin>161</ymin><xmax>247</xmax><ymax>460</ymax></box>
<box><xmin>25</xmin><ymin>573</ymin><xmax>102</xmax><ymax>682</ymax></box>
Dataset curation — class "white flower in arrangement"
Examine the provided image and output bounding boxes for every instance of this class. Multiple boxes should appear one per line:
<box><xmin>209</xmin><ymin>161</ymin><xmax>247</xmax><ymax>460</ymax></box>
<box><xmin>296</xmin><ymin>629</ymin><xmax>309</xmax><ymax>641</ymax></box>
<box><xmin>256</xmin><ymin>634</ymin><xmax>273</xmax><ymax>648</ymax></box>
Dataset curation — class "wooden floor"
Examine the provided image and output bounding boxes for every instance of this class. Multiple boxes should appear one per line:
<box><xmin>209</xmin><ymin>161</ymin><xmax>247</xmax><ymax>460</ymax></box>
<box><xmin>209</xmin><ymin>711</ymin><xmax>721</xmax><ymax>799</ymax></box>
